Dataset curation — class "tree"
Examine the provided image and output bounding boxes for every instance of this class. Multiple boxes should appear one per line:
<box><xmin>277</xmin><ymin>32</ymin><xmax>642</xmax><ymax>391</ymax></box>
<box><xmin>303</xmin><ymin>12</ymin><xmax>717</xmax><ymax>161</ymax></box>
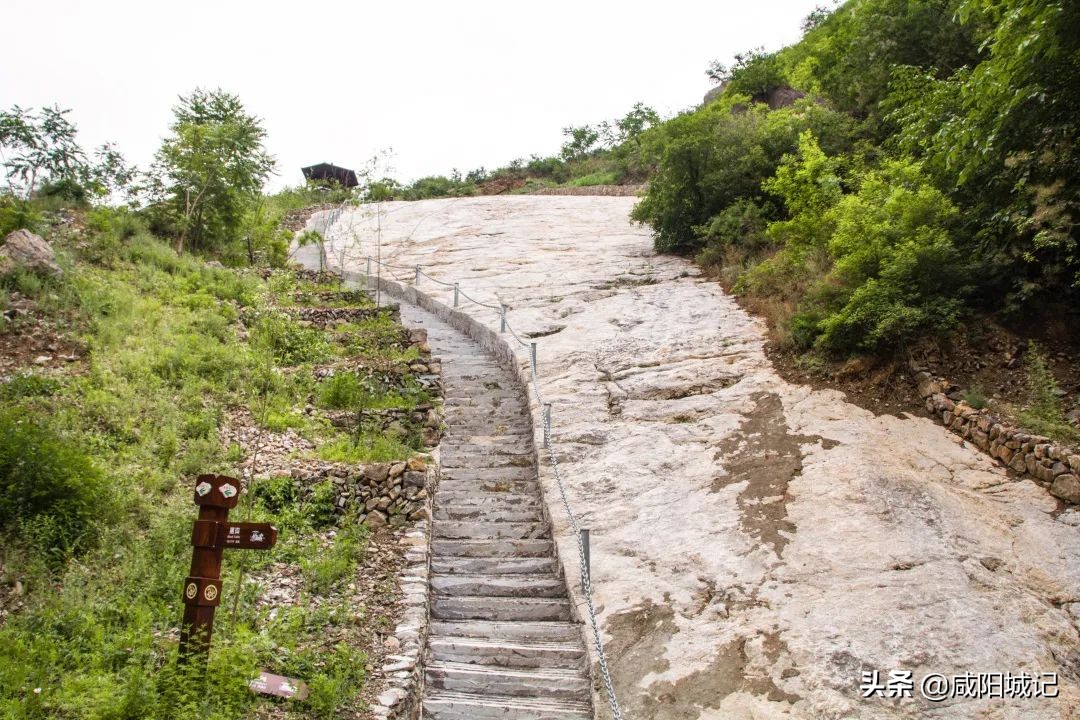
<box><xmin>0</xmin><ymin>105</ymin><xmax>87</xmax><ymax>198</ymax></box>
<box><xmin>616</xmin><ymin>103</ymin><xmax>660</xmax><ymax>148</ymax></box>
<box><xmin>559</xmin><ymin>125</ymin><xmax>600</xmax><ymax>162</ymax></box>
<box><xmin>151</xmin><ymin>89</ymin><xmax>275</xmax><ymax>253</ymax></box>
<box><xmin>887</xmin><ymin>0</ymin><xmax>1080</xmax><ymax>308</ymax></box>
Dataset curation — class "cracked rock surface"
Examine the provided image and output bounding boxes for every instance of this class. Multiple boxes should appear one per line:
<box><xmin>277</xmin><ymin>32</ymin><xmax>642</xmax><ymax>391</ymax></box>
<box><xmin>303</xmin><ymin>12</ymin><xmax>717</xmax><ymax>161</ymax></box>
<box><xmin>312</xmin><ymin>196</ymin><xmax>1080</xmax><ymax>719</ymax></box>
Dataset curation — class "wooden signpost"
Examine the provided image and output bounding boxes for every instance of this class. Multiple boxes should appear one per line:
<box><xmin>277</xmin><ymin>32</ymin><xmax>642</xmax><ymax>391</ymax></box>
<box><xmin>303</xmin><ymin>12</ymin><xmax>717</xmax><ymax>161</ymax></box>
<box><xmin>178</xmin><ymin>474</ymin><xmax>278</xmax><ymax>663</ymax></box>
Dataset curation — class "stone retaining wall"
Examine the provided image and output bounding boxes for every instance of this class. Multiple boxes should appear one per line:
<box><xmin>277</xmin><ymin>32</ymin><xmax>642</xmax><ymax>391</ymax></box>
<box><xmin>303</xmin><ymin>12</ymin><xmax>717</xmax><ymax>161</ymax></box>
<box><xmin>912</xmin><ymin>363</ymin><xmax>1080</xmax><ymax>504</ymax></box>
<box><xmin>525</xmin><ymin>184</ymin><xmax>644</xmax><ymax>197</ymax></box>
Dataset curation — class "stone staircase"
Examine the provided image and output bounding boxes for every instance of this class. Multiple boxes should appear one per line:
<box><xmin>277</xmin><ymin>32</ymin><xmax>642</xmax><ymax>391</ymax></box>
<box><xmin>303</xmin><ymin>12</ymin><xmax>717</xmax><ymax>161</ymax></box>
<box><xmin>398</xmin><ymin>305</ymin><xmax>593</xmax><ymax>719</ymax></box>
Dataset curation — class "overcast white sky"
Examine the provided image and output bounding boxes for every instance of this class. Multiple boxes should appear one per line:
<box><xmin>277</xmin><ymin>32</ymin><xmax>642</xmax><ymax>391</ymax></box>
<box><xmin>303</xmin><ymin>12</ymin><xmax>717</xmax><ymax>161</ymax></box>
<box><xmin>3</xmin><ymin>0</ymin><xmax>820</xmax><ymax>190</ymax></box>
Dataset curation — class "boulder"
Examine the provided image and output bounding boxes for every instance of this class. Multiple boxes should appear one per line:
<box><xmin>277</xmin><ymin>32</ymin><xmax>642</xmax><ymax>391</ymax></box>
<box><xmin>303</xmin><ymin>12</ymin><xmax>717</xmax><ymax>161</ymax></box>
<box><xmin>1050</xmin><ymin>475</ymin><xmax>1080</xmax><ymax>504</ymax></box>
<box><xmin>767</xmin><ymin>86</ymin><xmax>806</xmax><ymax>109</ymax></box>
<box><xmin>0</xmin><ymin>229</ymin><xmax>62</xmax><ymax>278</ymax></box>
<box><xmin>702</xmin><ymin>81</ymin><xmax>729</xmax><ymax>105</ymax></box>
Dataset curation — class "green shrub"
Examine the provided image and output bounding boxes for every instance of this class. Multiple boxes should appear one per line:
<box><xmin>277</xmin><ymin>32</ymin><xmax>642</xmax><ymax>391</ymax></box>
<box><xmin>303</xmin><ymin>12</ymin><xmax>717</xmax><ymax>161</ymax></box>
<box><xmin>962</xmin><ymin>387</ymin><xmax>988</xmax><ymax>410</ymax></box>
<box><xmin>318</xmin><ymin>371</ymin><xmax>368</xmax><ymax>410</ymax></box>
<box><xmin>810</xmin><ymin>159</ymin><xmax>968</xmax><ymax>352</ymax></box>
<box><xmin>249</xmin><ymin>310</ymin><xmax>332</xmax><ymax>365</ymax></box>
<box><xmin>0</xmin><ymin>195</ymin><xmax>43</xmax><ymax>236</ymax></box>
<box><xmin>1018</xmin><ymin>342</ymin><xmax>1078</xmax><ymax>441</ymax></box>
<box><xmin>568</xmin><ymin>171</ymin><xmax>618</xmax><ymax>187</ymax></box>
<box><xmin>0</xmin><ymin>410</ymin><xmax>113</xmax><ymax>560</ymax></box>
<box><xmin>694</xmin><ymin>199</ymin><xmax>772</xmax><ymax>270</ymax></box>
<box><xmin>632</xmin><ymin>98</ymin><xmax>854</xmax><ymax>254</ymax></box>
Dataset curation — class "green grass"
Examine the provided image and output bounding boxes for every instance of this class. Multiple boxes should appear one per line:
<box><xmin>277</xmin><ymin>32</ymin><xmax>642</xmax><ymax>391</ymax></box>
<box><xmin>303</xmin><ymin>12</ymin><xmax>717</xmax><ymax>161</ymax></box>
<box><xmin>316</xmin><ymin>433</ymin><xmax>418</xmax><ymax>463</ymax></box>
<box><xmin>962</xmin><ymin>386</ymin><xmax>988</xmax><ymax>410</ymax></box>
<box><xmin>567</xmin><ymin>170</ymin><xmax>618</xmax><ymax>187</ymax></box>
<box><xmin>0</xmin><ymin>204</ymin><xmax>426</xmax><ymax>719</ymax></box>
<box><xmin>301</xmin><ymin>522</ymin><xmax>369</xmax><ymax>595</ymax></box>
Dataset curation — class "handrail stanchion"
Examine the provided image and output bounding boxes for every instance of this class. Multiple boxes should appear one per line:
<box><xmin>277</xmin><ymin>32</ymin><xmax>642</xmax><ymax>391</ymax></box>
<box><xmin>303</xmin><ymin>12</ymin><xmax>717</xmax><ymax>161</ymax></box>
<box><xmin>500</xmin><ymin>305</ymin><xmax>507</xmax><ymax>333</ymax></box>
<box><xmin>453</xmin><ymin>283</ymin><xmax>460</xmax><ymax>307</ymax></box>
<box><xmin>543</xmin><ymin>402</ymin><xmax>552</xmax><ymax>449</ymax></box>
<box><xmin>415</xmin><ymin>265</ymin><xmax>421</xmax><ymax>286</ymax></box>
<box><xmin>580</xmin><ymin>528</ymin><xmax>591</xmax><ymax>582</ymax></box>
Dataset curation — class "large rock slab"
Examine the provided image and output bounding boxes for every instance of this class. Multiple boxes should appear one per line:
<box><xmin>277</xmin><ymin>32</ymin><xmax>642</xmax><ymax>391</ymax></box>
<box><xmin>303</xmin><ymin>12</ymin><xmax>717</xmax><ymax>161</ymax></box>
<box><xmin>316</xmin><ymin>196</ymin><xmax>1080</xmax><ymax>719</ymax></box>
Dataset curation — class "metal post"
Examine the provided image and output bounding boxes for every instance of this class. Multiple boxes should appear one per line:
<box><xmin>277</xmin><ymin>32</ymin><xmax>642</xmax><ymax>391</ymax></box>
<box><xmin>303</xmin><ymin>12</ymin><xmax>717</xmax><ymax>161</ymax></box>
<box><xmin>366</xmin><ymin>256</ymin><xmax>372</xmax><ymax>278</ymax></box>
<box><xmin>415</xmin><ymin>265</ymin><xmax>421</xmax><ymax>285</ymax></box>
<box><xmin>530</xmin><ymin>342</ymin><xmax>537</xmax><ymax>377</ymax></box>
<box><xmin>543</xmin><ymin>402</ymin><xmax>552</xmax><ymax>448</ymax></box>
<box><xmin>453</xmin><ymin>283</ymin><xmax>460</xmax><ymax>307</ymax></box>
<box><xmin>500</xmin><ymin>305</ymin><xmax>507</xmax><ymax>333</ymax></box>
<box><xmin>580</xmin><ymin>528</ymin><xmax>591</xmax><ymax>584</ymax></box>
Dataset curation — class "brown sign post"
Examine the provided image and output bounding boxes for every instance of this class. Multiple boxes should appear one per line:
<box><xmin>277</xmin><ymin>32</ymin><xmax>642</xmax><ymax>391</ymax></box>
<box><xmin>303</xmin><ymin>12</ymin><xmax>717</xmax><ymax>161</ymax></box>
<box><xmin>179</xmin><ymin>474</ymin><xmax>278</xmax><ymax>663</ymax></box>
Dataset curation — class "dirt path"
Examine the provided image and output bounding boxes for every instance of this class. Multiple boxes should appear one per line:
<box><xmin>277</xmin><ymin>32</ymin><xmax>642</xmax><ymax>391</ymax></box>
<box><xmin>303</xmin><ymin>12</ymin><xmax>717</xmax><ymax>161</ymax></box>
<box><xmin>310</xmin><ymin>196</ymin><xmax>1080</xmax><ymax>719</ymax></box>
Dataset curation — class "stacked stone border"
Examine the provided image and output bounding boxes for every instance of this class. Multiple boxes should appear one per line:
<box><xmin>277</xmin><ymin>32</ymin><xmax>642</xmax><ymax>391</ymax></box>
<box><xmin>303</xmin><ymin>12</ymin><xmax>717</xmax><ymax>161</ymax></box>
<box><xmin>335</xmin><ymin>267</ymin><xmax>596</xmax><ymax>717</ymax></box>
<box><xmin>910</xmin><ymin>360</ymin><xmax>1080</xmax><ymax>505</ymax></box>
<box><xmin>524</xmin><ymin>184</ymin><xmax>644</xmax><ymax>197</ymax></box>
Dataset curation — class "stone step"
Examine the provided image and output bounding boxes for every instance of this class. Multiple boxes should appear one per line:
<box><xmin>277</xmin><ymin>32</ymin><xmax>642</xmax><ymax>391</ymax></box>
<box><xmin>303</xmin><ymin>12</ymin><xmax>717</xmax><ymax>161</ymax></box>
<box><xmin>423</xmin><ymin>690</ymin><xmax>592</xmax><ymax>719</ymax></box>
<box><xmin>435</xmin><ymin>505</ymin><xmax>543</xmax><ymax>522</ymax></box>
<box><xmin>425</xmin><ymin>661</ymin><xmax>590</xmax><ymax>700</ymax></box>
<box><xmin>429</xmin><ymin>620</ymin><xmax>582</xmax><ymax>643</ymax></box>
<box><xmin>440</xmin><ymin>468</ymin><xmax>537</xmax><ymax>483</ymax></box>
<box><xmin>439</xmin><ymin>444</ymin><xmax>535</xmax><ymax>456</ymax></box>
<box><xmin>445</xmin><ymin>396</ymin><xmax>524</xmax><ymax>406</ymax></box>
<box><xmin>439</xmin><ymin>446</ymin><xmax>535</xmax><ymax>458</ymax></box>
<box><xmin>428</xmin><ymin>636</ymin><xmax>586</xmax><ymax>669</ymax></box>
<box><xmin>442</xmin><ymin>455</ymin><xmax>536</xmax><ymax>469</ymax></box>
<box><xmin>440</xmin><ymin>433</ymin><xmax>535</xmax><ymax>445</ymax></box>
<box><xmin>431</xmin><ymin>574</ymin><xmax>567</xmax><ymax>598</ymax></box>
<box><xmin>432</xmin><ymin>596</ymin><xmax>572</xmax><ymax>621</ymax></box>
<box><xmin>439</xmin><ymin>478</ymin><xmax>540</xmax><ymax>494</ymax></box>
<box><xmin>434</xmin><ymin>521</ymin><xmax>550</xmax><ymax>540</ymax></box>
<box><xmin>431</xmin><ymin>556</ymin><xmax>557</xmax><ymax>575</ymax></box>
<box><xmin>432</xmin><ymin>538</ymin><xmax>554</xmax><ymax>558</ymax></box>
<box><xmin>434</xmin><ymin>491</ymin><xmax>540</xmax><ymax>508</ymax></box>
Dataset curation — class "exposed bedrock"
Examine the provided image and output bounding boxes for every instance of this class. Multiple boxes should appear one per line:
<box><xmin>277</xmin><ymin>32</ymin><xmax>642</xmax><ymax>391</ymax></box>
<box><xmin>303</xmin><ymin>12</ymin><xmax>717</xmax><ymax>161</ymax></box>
<box><xmin>311</xmin><ymin>196</ymin><xmax>1080</xmax><ymax>719</ymax></box>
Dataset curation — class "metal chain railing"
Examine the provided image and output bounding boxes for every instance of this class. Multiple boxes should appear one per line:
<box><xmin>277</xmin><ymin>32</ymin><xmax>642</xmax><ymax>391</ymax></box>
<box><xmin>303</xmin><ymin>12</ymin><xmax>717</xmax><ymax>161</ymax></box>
<box><xmin>358</xmin><ymin>250</ymin><xmax>625</xmax><ymax>720</ymax></box>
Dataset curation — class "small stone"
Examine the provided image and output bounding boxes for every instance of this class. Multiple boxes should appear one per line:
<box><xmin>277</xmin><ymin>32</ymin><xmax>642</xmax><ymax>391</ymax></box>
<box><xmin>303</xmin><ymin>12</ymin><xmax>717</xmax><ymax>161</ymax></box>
<box><xmin>403</xmin><ymin>471</ymin><xmax>426</xmax><ymax>488</ymax></box>
<box><xmin>376</xmin><ymin>687</ymin><xmax>406</xmax><ymax>707</ymax></box>
<box><xmin>407</xmin><ymin>457</ymin><xmax>427</xmax><ymax>472</ymax></box>
<box><xmin>389</xmin><ymin>462</ymin><xmax>407</xmax><ymax>478</ymax></box>
<box><xmin>1052</xmin><ymin>462</ymin><xmax>1070</xmax><ymax>478</ymax></box>
<box><xmin>1050</xmin><ymin>475</ymin><xmax>1080</xmax><ymax>504</ymax></box>
<box><xmin>33</xmin><ymin>355</ymin><xmax>51</xmax><ymax>365</ymax></box>
<box><xmin>367</xmin><ymin>510</ymin><xmax>388</xmax><ymax>527</ymax></box>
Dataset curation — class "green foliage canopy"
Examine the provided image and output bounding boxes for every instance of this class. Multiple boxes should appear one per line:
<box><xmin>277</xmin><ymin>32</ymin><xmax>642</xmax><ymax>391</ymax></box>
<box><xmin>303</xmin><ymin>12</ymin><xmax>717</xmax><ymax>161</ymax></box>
<box><xmin>150</xmin><ymin>89</ymin><xmax>275</xmax><ymax>253</ymax></box>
